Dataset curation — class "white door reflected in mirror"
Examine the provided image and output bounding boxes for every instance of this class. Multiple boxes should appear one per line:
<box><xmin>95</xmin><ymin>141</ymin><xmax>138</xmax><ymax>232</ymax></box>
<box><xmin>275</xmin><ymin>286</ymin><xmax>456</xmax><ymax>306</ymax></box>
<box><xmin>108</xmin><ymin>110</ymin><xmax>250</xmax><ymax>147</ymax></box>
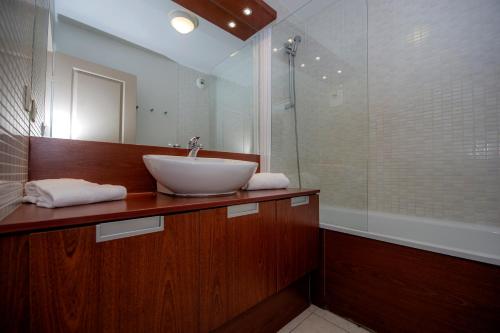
<box><xmin>51</xmin><ymin>52</ymin><xmax>137</xmax><ymax>143</ymax></box>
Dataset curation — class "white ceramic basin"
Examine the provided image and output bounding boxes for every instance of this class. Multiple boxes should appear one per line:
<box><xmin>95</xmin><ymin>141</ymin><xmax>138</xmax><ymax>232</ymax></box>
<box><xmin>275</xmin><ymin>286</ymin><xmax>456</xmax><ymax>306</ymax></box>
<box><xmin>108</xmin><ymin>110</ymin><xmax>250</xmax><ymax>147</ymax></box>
<box><xmin>143</xmin><ymin>155</ymin><xmax>258</xmax><ymax>196</ymax></box>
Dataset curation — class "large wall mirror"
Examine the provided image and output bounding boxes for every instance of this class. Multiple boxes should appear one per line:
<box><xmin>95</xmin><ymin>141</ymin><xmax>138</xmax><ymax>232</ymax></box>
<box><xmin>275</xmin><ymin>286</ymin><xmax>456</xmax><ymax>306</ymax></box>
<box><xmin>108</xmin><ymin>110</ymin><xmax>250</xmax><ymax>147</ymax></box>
<box><xmin>46</xmin><ymin>0</ymin><xmax>260</xmax><ymax>154</ymax></box>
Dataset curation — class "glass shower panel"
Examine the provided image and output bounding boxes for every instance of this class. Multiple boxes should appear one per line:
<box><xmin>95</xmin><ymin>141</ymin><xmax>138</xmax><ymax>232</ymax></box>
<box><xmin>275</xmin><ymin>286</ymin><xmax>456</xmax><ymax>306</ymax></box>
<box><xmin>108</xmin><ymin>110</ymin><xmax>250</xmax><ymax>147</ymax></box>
<box><xmin>271</xmin><ymin>0</ymin><xmax>368</xmax><ymax>230</ymax></box>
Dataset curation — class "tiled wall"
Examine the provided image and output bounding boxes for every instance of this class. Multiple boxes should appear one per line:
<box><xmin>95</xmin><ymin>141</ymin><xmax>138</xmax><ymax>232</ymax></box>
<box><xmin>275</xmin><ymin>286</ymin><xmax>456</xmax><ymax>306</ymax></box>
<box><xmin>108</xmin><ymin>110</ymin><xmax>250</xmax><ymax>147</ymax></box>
<box><xmin>0</xmin><ymin>0</ymin><xmax>33</xmax><ymax>220</ymax></box>
<box><xmin>368</xmin><ymin>0</ymin><xmax>500</xmax><ymax>226</ymax></box>
<box><xmin>272</xmin><ymin>0</ymin><xmax>500</xmax><ymax>227</ymax></box>
<box><xmin>0</xmin><ymin>0</ymin><xmax>49</xmax><ymax>220</ymax></box>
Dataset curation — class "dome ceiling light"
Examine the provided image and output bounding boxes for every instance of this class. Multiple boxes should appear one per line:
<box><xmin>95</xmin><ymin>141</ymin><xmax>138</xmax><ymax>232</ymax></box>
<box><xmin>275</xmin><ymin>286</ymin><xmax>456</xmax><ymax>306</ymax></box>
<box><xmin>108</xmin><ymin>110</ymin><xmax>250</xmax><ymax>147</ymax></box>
<box><xmin>169</xmin><ymin>10</ymin><xmax>198</xmax><ymax>34</ymax></box>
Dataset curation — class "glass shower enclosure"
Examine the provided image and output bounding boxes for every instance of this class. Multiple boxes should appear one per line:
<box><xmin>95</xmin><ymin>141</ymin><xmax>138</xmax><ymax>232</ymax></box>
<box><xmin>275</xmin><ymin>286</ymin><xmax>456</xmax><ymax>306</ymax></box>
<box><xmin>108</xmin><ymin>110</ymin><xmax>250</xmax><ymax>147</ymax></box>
<box><xmin>271</xmin><ymin>0</ymin><xmax>368</xmax><ymax>231</ymax></box>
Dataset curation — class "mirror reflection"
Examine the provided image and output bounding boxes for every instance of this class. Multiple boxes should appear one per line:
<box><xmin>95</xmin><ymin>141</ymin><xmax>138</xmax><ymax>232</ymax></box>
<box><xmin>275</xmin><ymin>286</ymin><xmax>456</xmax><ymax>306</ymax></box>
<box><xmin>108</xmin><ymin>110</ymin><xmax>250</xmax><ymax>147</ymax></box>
<box><xmin>47</xmin><ymin>0</ymin><xmax>258</xmax><ymax>153</ymax></box>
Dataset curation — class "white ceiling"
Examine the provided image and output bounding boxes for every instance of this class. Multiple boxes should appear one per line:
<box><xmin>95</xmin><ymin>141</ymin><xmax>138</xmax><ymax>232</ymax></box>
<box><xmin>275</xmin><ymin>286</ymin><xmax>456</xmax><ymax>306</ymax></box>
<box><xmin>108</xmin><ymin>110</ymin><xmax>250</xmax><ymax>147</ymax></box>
<box><xmin>54</xmin><ymin>0</ymin><xmax>313</xmax><ymax>73</ymax></box>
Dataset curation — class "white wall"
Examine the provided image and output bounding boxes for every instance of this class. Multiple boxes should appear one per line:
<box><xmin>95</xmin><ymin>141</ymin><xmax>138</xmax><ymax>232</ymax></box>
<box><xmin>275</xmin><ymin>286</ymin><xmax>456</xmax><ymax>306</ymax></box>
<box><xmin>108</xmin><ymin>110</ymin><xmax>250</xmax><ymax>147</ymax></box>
<box><xmin>54</xmin><ymin>18</ymin><xmax>213</xmax><ymax>148</ymax></box>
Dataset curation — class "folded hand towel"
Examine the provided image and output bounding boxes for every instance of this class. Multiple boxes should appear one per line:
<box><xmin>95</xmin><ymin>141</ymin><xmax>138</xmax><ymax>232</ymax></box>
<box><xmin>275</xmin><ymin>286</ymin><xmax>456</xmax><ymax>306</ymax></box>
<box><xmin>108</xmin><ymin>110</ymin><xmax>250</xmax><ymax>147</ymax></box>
<box><xmin>243</xmin><ymin>173</ymin><xmax>290</xmax><ymax>191</ymax></box>
<box><xmin>23</xmin><ymin>178</ymin><xmax>127</xmax><ymax>208</ymax></box>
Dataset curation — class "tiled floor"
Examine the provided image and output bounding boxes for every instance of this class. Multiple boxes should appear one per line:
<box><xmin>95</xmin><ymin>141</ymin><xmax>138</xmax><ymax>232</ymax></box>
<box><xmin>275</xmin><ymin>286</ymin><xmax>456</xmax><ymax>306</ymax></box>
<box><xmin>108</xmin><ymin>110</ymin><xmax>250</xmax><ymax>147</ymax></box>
<box><xmin>278</xmin><ymin>305</ymin><xmax>372</xmax><ymax>333</ymax></box>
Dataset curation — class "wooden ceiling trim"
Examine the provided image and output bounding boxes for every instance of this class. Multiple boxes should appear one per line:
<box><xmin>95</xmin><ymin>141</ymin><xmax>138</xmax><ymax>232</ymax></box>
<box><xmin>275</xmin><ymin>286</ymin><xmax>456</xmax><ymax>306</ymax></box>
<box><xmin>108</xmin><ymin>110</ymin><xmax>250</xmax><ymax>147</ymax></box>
<box><xmin>173</xmin><ymin>0</ymin><xmax>276</xmax><ymax>41</ymax></box>
<box><xmin>212</xmin><ymin>0</ymin><xmax>276</xmax><ymax>31</ymax></box>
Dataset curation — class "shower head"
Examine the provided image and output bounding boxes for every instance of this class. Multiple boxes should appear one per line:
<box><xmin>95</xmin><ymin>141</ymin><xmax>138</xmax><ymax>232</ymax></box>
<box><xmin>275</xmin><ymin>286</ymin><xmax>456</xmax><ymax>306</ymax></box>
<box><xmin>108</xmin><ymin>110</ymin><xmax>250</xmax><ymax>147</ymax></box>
<box><xmin>285</xmin><ymin>35</ymin><xmax>301</xmax><ymax>56</ymax></box>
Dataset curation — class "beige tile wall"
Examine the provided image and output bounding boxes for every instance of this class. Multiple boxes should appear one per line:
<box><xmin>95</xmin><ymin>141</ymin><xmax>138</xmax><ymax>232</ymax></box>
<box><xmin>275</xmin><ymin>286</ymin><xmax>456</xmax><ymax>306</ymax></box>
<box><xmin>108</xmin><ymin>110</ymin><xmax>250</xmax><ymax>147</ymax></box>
<box><xmin>368</xmin><ymin>0</ymin><xmax>500</xmax><ymax>226</ymax></box>
<box><xmin>0</xmin><ymin>0</ymin><xmax>49</xmax><ymax>220</ymax></box>
<box><xmin>272</xmin><ymin>0</ymin><xmax>500</xmax><ymax>227</ymax></box>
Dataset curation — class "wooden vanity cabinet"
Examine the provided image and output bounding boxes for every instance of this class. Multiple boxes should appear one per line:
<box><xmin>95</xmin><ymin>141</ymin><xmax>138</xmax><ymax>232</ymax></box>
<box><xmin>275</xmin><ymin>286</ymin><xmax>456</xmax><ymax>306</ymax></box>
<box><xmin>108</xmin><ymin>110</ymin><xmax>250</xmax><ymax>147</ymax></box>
<box><xmin>29</xmin><ymin>212</ymin><xmax>199</xmax><ymax>333</ymax></box>
<box><xmin>2</xmin><ymin>194</ymin><xmax>319</xmax><ymax>333</ymax></box>
<box><xmin>276</xmin><ymin>195</ymin><xmax>319</xmax><ymax>290</ymax></box>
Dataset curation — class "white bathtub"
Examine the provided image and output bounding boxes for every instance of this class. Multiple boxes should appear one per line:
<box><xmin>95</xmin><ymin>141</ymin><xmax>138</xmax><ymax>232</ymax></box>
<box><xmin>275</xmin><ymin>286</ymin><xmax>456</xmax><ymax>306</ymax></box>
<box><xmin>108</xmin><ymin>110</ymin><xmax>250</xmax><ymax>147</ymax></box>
<box><xmin>320</xmin><ymin>205</ymin><xmax>500</xmax><ymax>266</ymax></box>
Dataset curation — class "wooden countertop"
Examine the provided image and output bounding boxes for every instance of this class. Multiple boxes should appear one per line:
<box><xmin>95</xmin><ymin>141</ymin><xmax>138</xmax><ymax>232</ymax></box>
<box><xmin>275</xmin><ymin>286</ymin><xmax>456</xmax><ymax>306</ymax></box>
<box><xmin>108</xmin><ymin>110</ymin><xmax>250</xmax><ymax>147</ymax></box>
<box><xmin>1</xmin><ymin>189</ymin><xmax>319</xmax><ymax>235</ymax></box>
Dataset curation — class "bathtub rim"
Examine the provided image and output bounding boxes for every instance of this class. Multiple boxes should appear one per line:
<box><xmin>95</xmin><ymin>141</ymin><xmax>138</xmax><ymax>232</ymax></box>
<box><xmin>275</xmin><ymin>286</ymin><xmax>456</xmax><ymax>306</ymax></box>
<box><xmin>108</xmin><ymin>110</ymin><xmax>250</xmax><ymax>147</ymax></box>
<box><xmin>320</xmin><ymin>206</ymin><xmax>500</xmax><ymax>266</ymax></box>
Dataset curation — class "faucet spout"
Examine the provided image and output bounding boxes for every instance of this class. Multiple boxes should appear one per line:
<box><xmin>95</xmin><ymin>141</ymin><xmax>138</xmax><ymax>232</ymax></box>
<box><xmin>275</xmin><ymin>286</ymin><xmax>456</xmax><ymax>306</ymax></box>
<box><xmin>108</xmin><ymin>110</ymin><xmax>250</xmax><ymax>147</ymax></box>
<box><xmin>187</xmin><ymin>136</ymin><xmax>201</xmax><ymax>157</ymax></box>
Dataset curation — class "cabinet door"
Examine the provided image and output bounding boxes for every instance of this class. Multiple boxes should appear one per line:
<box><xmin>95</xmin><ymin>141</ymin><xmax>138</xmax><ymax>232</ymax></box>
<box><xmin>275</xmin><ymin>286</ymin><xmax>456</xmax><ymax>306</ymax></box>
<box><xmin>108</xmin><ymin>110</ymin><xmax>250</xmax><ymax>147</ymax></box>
<box><xmin>277</xmin><ymin>195</ymin><xmax>319</xmax><ymax>290</ymax></box>
<box><xmin>199</xmin><ymin>201</ymin><xmax>277</xmax><ymax>332</ymax></box>
<box><xmin>227</xmin><ymin>200</ymin><xmax>277</xmax><ymax>317</ymax></box>
<box><xmin>29</xmin><ymin>213</ymin><xmax>199</xmax><ymax>333</ymax></box>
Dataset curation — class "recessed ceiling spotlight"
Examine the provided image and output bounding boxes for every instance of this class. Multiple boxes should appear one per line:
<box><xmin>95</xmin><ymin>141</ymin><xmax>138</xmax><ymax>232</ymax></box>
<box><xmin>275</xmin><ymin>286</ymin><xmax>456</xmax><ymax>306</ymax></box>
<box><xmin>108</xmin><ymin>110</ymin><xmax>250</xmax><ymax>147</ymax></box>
<box><xmin>169</xmin><ymin>10</ymin><xmax>199</xmax><ymax>34</ymax></box>
<box><xmin>288</xmin><ymin>38</ymin><xmax>293</xmax><ymax>43</ymax></box>
<box><xmin>228</xmin><ymin>21</ymin><xmax>237</xmax><ymax>28</ymax></box>
<box><xmin>243</xmin><ymin>7</ymin><xmax>253</xmax><ymax>16</ymax></box>
<box><xmin>300</xmin><ymin>63</ymin><xmax>305</xmax><ymax>67</ymax></box>
<box><xmin>272</xmin><ymin>47</ymin><xmax>278</xmax><ymax>52</ymax></box>
<box><xmin>322</xmin><ymin>75</ymin><xmax>327</xmax><ymax>80</ymax></box>
<box><xmin>337</xmin><ymin>69</ymin><xmax>342</xmax><ymax>74</ymax></box>
<box><xmin>315</xmin><ymin>56</ymin><xmax>321</xmax><ymax>61</ymax></box>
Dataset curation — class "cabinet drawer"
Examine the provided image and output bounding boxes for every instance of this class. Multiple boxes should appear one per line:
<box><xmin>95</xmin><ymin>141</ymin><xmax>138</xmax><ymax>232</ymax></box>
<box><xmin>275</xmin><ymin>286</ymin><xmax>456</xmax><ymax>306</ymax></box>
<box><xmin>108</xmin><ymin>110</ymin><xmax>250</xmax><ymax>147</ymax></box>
<box><xmin>227</xmin><ymin>202</ymin><xmax>259</xmax><ymax>218</ymax></box>
<box><xmin>291</xmin><ymin>195</ymin><xmax>309</xmax><ymax>207</ymax></box>
<box><xmin>96</xmin><ymin>216</ymin><xmax>163</xmax><ymax>242</ymax></box>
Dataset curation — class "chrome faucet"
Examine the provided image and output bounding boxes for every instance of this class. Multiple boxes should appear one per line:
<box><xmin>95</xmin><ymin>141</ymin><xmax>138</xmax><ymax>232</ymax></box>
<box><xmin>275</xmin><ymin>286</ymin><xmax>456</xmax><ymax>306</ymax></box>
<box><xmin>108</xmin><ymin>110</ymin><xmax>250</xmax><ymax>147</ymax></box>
<box><xmin>187</xmin><ymin>136</ymin><xmax>201</xmax><ymax>157</ymax></box>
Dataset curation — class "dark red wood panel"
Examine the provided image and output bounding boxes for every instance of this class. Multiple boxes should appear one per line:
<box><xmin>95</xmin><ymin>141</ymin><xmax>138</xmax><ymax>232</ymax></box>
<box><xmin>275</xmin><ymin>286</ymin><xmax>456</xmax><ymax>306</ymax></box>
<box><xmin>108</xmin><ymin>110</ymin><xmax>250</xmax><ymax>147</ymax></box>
<box><xmin>28</xmin><ymin>137</ymin><xmax>260</xmax><ymax>193</ymax></box>
<box><xmin>173</xmin><ymin>0</ymin><xmax>276</xmax><ymax>40</ymax></box>
<box><xmin>320</xmin><ymin>230</ymin><xmax>500</xmax><ymax>333</ymax></box>
<box><xmin>214</xmin><ymin>275</ymin><xmax>310</xmax><ymax>333</ymax></box>
<box><xmin>228</xmin><ymin>201</ymin><xmax>277</xmax><ymax>317</ymax></box>
<box><xmin>213</xmin><ymin>0</ymin><xmax>276</xmax><ymax>30</ymax></box>
<box><xmin>0</xmin><ymin>235</ymin><xmax>29</xmax><ymax>333</ymax></box>
<box><xmin>199</xmin><ymin>208</ymin><xmax>230</xmax><ymax>332</ymax></box>
<box><xmin>276</xmin><ymin>195</ymin><xmax>319</xmax><ymax>290</ymax></box>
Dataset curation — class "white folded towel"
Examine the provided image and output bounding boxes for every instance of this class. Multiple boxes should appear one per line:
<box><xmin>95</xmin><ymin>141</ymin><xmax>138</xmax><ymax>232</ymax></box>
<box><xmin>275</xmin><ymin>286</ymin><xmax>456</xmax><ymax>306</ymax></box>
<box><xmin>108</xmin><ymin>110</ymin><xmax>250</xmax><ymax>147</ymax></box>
<box><xmin>23</xmin><ymin>178</ymin><xmax>127</xmax><ymax>208</ymax></box>
<box><xmin>243</xmin><ymin>173</ymin><xmax>290</xmax><ymax>191</ymax></box>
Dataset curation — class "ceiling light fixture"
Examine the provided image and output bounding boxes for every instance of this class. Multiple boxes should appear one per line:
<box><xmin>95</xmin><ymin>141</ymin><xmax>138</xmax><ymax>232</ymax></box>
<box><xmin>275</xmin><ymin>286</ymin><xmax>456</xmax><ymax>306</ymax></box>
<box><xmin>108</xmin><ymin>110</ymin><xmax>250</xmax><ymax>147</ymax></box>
<box><xmin>337</xmin><ymin>70</ymin><xmax>342</xmax><ymax>74</ymax></box>
<box><xmin>300</xmin><ymin>63</ymin><xmax>305</xmax><ymax>67</ymax></box>
<box><xmin>228</xmin><ymin>21</ymin><xmax>237</xmax><ymax>28</ymax></box>
<box><xmin>243</xmin><ymin>7</ymin><xmax>253</xmax><ymax>16</ymax></box>
<box><xmin>322</xmin><ymin>75</ymin><xmax>327</xmax><ymax>80</ymax></box>
<box><xmin>169</xmin><ymin>10</ymin><xmax>198</xmax><ymax>34</ymax></box>
<box><xmin>315</xmin><ymin>56</ymin><xmax>321</xmax><ymax>61</ymax></box>
<box><xmin>273</xmin><ymin>47</ymin><xmax>278</xmax><ymax>52</ymax></box>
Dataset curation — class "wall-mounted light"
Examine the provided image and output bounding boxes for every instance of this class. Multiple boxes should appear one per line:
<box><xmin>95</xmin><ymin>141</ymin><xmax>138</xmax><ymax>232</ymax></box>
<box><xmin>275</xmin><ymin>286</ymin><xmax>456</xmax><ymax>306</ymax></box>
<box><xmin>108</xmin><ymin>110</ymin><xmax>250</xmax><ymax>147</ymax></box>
<box><xmin>228</xmin><ymin>21</ymin><xmax>237</xmax><ymax>28</ymax></box>
<box><xmin>243</xmin><ymin>8</ymin><xmax>253</xmax><ymax>16</ymax></box>
<box><xmin>169</xmin><ymin>10</ymin><xmax>198</xmax><ymax>34</ymax></box>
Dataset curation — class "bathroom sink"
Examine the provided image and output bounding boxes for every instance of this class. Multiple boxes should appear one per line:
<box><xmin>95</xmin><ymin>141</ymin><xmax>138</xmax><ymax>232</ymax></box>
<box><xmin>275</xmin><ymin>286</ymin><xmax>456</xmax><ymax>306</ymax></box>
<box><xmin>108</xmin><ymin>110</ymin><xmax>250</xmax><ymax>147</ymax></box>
<box><xmin>143</xmin><ymin>155</ymin><xmax>258</xmax><ymax>196</ymax></box>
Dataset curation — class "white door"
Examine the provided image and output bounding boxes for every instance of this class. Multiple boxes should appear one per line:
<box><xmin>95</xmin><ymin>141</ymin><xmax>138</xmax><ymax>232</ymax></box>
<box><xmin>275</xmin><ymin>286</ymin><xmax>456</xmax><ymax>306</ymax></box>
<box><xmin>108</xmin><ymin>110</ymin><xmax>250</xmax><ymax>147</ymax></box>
<box><xmin>52</xmin><ymin>52</ymin><xmax>137</xmax><ymax>143</ymax></box>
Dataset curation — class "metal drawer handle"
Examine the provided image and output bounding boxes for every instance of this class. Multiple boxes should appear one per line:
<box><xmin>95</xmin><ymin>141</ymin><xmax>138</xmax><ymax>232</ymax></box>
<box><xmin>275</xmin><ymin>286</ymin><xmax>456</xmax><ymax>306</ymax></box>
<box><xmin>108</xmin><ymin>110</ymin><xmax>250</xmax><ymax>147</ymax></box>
<box><xmin>291</xmin><ymin>196</ymin><xmax>309</xmax><ymax>207</ymax></box>
<box><xmin>227</xmin><ymin>203</ymin><xmax>259</xmax><ymax>218</ymax></box>
<box><xmin>96</xmin><ymin>216</ymin><xmax>163</xmax><ymax>243</ymax></box>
